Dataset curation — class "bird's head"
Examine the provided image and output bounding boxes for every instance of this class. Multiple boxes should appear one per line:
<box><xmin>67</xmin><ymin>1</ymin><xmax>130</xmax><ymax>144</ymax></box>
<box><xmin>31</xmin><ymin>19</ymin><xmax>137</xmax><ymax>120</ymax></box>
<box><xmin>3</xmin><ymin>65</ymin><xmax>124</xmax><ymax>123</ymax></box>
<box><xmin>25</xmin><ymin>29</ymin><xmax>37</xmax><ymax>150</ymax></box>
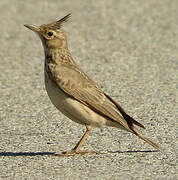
<box><xmin>24</xmin><ymin>14</ymin><xmax>71</xmax><ymax>49</ymax></box>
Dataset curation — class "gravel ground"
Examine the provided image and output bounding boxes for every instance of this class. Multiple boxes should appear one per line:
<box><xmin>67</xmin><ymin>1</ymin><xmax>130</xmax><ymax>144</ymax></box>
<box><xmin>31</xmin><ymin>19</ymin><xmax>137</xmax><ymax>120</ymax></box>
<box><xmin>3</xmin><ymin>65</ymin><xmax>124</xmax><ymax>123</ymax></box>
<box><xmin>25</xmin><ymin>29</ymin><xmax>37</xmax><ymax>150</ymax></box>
<box><xmin>0</xmin><ymin>0</ymin><xmax>177</xmax><ymax>179</ymax></box>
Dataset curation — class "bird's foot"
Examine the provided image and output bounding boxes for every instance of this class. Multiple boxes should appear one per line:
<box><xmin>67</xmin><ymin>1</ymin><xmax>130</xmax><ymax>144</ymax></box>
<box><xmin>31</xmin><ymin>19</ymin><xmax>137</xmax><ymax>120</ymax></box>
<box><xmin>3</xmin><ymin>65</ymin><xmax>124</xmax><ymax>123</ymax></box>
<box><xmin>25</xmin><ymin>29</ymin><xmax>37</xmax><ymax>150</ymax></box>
<box><xmin>54</xmin><ymin>150</ymin><xmax>99</xmax><ymax>157</ymax></box>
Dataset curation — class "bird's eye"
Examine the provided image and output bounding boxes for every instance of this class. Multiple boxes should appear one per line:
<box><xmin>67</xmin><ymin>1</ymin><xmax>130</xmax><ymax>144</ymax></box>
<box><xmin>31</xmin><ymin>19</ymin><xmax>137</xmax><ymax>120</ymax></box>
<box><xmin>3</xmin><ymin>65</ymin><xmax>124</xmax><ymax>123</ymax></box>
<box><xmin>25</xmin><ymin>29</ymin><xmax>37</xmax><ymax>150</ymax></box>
<box><xmin>47</xmin><ymin>31</ymin><xmax>53</xmax><ymax>37</ymax></box>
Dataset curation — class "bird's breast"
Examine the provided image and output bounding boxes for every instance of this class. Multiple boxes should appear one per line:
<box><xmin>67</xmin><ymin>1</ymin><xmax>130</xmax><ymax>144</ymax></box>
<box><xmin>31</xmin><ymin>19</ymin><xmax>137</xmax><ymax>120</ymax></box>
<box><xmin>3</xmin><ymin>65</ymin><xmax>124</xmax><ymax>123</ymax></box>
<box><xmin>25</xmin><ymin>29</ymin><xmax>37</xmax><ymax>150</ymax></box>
<box><xmin>44</xmin><ymin>71</ymin><xmax>107</xmax><ymax>127</ymax></box>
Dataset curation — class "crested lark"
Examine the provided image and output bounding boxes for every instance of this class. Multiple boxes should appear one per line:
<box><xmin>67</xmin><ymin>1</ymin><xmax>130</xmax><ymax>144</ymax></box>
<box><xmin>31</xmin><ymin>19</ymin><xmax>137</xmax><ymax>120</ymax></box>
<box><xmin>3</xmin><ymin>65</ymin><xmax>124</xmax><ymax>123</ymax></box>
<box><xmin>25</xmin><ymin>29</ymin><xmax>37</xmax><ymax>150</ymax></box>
<box><xmin>24</xmin><ymin>14</ymin><xmax>160</xmax><ymax>156</ymax></box>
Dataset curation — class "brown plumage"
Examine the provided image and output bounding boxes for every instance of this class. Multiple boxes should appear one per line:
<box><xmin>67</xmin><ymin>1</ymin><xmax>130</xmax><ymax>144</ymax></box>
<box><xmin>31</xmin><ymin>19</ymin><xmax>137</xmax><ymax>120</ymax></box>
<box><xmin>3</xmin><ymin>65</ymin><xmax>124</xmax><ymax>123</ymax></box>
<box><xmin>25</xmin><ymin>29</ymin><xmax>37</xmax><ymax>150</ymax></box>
<box><xmin>24</xmin><ymin>14</ymin><xmax>160</xmax><ymax>156</ymax></box>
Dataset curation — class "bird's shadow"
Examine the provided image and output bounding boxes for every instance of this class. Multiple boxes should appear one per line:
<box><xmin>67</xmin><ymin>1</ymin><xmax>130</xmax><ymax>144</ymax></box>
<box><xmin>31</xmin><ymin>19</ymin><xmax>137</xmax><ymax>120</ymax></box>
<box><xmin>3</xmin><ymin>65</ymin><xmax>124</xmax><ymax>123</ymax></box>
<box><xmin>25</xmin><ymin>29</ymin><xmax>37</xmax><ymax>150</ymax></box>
<box><xmin>0</xmin><ymin>150</ymin><xmax>158</xmax><ymax>157</ymax></box>
<box><xmin>0</xmin><ymin>152</ymin><xmax>54</xmax><ymax>157</ymax></box>
<box><xmin>108</xmin><ymin>150</ymin><xmax>158</xmax><ymax>154</ymax></box>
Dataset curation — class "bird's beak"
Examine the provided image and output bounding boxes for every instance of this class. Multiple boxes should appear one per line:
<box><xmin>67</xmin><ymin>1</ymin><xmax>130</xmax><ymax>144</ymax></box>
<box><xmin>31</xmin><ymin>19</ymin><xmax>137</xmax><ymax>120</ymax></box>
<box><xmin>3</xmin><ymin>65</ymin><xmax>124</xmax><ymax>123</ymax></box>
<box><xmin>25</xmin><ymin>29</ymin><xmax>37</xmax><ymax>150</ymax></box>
<box><xmin>24</xmin><ymin>24</ymin><xmax>40</xmax><ymax>33</ymax></box>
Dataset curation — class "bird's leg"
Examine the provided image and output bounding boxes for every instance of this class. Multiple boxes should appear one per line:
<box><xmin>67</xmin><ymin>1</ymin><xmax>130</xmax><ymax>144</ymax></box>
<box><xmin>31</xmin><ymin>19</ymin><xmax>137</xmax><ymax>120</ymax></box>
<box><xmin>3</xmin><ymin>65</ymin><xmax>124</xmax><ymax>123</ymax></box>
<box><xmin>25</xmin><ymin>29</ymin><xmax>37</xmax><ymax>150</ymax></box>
<box><xmin>54</xmin><ymin>125</ymin><xmax>97</xmax><ymax>156</ymax></box>
<box><xmin>72</xmin><ymin>125</ymin><xmax>92</xmax><ymax>152</ymax></box>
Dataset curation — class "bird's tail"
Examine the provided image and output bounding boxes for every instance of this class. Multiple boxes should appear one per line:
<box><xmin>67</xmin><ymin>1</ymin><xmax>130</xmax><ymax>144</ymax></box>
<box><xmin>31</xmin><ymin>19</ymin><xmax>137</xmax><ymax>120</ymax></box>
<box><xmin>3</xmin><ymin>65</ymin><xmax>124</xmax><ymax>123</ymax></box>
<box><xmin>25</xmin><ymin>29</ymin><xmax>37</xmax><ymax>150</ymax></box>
<box><xmin>131</xmin><ymin>126</ymin><xmax>160</xmax><ymax>151</ymax></box>
<box><xmin>104</xmin><ymin>93</ymin><xmax>160</xmax><ymax>151</ymax></box>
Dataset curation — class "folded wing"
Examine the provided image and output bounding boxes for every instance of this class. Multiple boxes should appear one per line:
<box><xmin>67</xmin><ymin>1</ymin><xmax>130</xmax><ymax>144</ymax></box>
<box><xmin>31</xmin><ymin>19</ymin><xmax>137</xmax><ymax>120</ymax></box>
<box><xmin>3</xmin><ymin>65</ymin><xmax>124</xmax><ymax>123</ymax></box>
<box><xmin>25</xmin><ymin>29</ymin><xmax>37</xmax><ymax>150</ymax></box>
<box><xmin>49</xmin><ymin>63</ymin><xmax>144</xmax><ymax>131</ymax></box>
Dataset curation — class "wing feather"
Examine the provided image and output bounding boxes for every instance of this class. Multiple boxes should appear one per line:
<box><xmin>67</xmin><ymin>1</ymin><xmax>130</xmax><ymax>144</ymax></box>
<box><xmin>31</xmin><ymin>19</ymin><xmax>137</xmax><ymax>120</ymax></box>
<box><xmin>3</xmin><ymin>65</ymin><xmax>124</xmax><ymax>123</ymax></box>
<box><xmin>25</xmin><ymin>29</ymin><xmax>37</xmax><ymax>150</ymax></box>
<box><xmin>49</xmin><ymin>63</ymin><xmax>133</xmax><ymax>130</ymax></box>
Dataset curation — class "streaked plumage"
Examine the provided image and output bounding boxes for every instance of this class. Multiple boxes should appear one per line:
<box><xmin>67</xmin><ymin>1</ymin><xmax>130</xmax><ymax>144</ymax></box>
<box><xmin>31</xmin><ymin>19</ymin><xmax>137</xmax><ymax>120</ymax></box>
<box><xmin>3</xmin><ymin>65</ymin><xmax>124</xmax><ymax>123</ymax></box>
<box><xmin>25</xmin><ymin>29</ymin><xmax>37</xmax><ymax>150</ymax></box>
<box><xmin>24</xmin><ymin>14</ymin><xmax>160</xmax><ymax>156</ymax></box>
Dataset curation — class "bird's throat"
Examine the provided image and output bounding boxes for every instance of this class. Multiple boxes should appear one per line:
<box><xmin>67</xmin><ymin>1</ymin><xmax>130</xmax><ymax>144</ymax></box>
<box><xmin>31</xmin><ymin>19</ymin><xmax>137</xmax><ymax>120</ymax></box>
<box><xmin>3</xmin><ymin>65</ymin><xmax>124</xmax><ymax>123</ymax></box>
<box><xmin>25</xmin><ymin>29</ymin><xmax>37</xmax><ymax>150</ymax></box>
<box><xmin>44</xmin><ymin>47</ymin><xmax>75</xmax><ymax>66</ymax></box>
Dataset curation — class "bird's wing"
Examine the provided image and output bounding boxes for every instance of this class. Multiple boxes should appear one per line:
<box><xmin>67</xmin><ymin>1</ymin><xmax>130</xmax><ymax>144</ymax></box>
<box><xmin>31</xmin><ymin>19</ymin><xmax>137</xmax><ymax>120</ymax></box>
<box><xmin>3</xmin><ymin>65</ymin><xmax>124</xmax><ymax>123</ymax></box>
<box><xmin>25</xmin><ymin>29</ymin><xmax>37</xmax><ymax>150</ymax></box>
<box><xmin>49</xmin><ymin>63</ymin><xmax>141</xmax><ymax>130</ymax></box>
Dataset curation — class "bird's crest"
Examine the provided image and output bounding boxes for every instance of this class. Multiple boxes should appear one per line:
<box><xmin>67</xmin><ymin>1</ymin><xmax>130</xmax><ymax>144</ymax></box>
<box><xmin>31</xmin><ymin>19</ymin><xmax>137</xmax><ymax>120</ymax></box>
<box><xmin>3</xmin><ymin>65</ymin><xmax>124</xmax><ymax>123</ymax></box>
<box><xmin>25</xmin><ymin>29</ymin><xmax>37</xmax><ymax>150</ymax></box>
<box><xmin>45</xmin><ymin>13</ymin><xmax>71</xmax><ymax>30</ymax></box>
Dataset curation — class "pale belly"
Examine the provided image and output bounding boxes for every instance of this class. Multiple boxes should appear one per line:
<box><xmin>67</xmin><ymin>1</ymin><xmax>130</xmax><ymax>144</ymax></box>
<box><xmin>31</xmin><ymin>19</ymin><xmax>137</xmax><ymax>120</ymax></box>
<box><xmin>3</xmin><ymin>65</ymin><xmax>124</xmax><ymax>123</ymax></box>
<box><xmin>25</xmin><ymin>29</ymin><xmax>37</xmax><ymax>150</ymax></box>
<box><xmin>44</xmin><ymin>73</ymin><xmax>107</xmax><ymax>127</ymax></box>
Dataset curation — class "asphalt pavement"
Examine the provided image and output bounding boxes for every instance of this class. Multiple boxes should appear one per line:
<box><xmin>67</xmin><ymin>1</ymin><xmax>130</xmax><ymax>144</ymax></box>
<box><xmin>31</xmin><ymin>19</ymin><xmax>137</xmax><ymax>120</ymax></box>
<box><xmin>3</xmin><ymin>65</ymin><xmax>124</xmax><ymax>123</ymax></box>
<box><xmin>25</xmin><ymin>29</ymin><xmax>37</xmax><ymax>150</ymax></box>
<box><xmin>0</xmin><ymin>0</ymin><xmax>177</xmax><ymax>179</ymax></box>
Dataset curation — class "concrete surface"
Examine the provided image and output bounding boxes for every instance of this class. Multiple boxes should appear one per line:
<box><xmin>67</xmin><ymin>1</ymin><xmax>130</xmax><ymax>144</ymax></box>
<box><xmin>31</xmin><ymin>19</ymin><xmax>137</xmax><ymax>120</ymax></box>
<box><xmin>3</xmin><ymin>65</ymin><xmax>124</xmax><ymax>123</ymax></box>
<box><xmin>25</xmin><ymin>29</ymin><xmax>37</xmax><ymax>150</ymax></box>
<box><xmin>0</xmin><ymin>0</ymin><xmax>177</xmax><ymax>179</ymax></box>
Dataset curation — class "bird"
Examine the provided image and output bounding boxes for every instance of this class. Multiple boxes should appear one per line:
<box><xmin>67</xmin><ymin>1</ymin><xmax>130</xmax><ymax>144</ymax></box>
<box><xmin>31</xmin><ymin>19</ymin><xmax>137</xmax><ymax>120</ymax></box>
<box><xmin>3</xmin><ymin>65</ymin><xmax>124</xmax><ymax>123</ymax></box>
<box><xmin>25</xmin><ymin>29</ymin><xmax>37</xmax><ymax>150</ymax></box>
<box><xmin>24</xmin><ymin>14</ymin><xmax>160</xmax><ymax>156</ymax></box>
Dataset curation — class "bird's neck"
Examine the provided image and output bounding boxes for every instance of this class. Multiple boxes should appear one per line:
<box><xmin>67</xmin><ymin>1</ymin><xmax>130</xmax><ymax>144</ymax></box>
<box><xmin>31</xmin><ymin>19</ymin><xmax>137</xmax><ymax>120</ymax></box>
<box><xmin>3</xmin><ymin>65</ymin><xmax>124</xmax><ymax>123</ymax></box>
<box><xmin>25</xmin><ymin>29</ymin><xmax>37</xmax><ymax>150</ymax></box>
<box><xmin>44</xmin><ymin>47</ymin><xmax>76</xmax><ymax>66</ymax></box>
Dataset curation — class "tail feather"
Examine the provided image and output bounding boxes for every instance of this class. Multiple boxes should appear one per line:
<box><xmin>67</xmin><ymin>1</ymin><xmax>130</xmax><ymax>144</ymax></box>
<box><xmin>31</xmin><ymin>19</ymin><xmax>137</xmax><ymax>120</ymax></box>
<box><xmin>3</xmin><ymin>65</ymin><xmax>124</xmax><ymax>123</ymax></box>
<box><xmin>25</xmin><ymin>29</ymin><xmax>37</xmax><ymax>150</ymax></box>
<box><xmin>104</xmin><ymin>93</ymin><xmax>145</xmax><ymax>129</ymax></box>
<box><xmin>131</xmin><ymin>126</ymin><xmax>160</xmax><ymax>151</ymax></box>
<box><xmin>122</xmin><ymin>112</ymin><xmax>145</xmax><ymax>129</ymax></box>
<box><xmin>104</xmin><ymin>93</ymin><xmax>160</xmax><ymax>151</ymax></box>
